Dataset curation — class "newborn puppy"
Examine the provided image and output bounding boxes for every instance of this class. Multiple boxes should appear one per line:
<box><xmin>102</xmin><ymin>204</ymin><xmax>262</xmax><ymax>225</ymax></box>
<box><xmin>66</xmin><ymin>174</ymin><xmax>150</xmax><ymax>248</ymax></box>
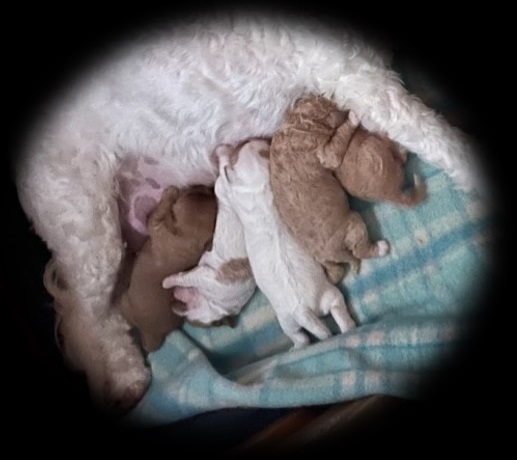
<box><xmin>118</xmin><ymin>185</ymin><xmax>217</xmax><ymax>352</ymax></box>
<box><xmin>335</xmin><ymin>129</ymin><xmax>426</xmax><ymax>206</ymax></box>
<box><xmin>163</xmin><ymin>146</ymin><xmax>257</xmax><ymax>326</ymax></box>
<box><xmin>216</xmin><ymin>138</ymin><xmax>355</xmax><ymax>348</ymax></box>
<box><xmin>269</xmin><ymin>95</ymin><xmax>390</xmax><ymax>284</ymax></box>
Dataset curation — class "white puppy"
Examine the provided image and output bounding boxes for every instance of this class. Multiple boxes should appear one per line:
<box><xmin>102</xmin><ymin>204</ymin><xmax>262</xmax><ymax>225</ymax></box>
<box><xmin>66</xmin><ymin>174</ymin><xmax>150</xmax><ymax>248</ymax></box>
<box><xmin>162</xmin><ymin>146</ymin><xmax>257</xmax><ymax>326</ymax></box>
<box><xmin>14</xmin><ymin>12</ymin><xmax>481</xmax><ymax>407</ymax></box>
<box><xmin>216</xmin><ymin>139</ymin><xmax>356</xmax><ymax>348</ymax></box>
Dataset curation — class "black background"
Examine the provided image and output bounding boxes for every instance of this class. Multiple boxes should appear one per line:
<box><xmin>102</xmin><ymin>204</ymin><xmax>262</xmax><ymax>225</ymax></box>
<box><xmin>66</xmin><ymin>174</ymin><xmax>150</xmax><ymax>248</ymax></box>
<box><xmin>6</xmin><ymin>1</ymin><xmax>509</xmax><ymax>453</ymax></box>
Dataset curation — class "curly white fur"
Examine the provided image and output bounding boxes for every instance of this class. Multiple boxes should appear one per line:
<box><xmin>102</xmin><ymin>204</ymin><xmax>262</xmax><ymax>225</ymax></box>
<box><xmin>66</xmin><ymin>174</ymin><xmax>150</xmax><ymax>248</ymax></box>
<box><xmin>14</xmin><ymin>12</ymin><xmax>482</xmax><ymax>407</ymax></box>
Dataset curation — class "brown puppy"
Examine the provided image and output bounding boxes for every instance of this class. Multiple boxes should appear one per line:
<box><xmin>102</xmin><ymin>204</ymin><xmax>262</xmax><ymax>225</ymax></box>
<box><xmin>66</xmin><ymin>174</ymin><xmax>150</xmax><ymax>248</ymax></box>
<box><xmin>118</xmin><ymin>185</ymin><xmax>217</xmax><ymax>352</ymax></box>
<box><xmin>270</xmin><ymin>95</ymin><xmax>423</xmax><ymax>284</ymax></box>
<box><xmin>335</xmin><ymin>129</ymin><xmax>426</xmax><ymax>206</ymax></box>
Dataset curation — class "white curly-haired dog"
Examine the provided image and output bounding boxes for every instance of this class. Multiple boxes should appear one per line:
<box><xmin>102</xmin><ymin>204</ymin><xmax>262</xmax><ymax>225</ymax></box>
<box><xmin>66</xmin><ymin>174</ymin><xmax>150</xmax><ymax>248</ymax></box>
<box><xmin>14</xmin><ymin>12</ymin><xmax>482</xmax><ymax>409</ymax></box>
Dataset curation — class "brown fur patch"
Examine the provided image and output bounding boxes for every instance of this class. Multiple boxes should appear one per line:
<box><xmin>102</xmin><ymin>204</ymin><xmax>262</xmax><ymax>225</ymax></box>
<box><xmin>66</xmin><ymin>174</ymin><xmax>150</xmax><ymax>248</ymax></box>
<box><xmin>227</xmin><ymin>137</ymin><xmax>272</xmax><ymax>169</ymax></box>
<box><xmin>119</xmin><ymin>186</ymin><xmax>217</xmax><ymax>352</ymax></box>
<box><xmin>216</xmin><ymin>257</ymin><xmax>253</xmax><ymax>284</ymax></box>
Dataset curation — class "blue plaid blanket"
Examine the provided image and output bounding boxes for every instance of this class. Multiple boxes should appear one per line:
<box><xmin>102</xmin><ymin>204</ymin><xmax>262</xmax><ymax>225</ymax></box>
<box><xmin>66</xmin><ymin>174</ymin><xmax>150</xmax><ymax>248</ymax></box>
<box><xmin>126</xmin><ymin>64</ymin><xmax>494</xmax><ymax>426</ymax></box>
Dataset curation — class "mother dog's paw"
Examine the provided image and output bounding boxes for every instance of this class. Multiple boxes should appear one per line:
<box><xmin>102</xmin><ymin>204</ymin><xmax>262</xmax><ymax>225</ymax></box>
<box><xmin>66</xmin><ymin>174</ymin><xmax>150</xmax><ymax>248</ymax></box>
<box><xmin>91</xmin><ymin>353</ymin><xmax>151</xmax><ymax>415</ymax></box>
<box><xmin>100</xmin><ymin>365</ymin><xmax>151</xmax><ymax>414</ymax></box>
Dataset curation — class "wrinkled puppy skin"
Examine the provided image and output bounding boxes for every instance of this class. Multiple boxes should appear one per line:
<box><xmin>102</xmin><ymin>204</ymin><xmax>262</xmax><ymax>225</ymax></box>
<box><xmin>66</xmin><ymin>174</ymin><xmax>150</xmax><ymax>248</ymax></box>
<box><xmin>118</xmin><ymin>185</ymin><xmax>217</xmax><ymax>352</ymax></box>
<box><xmin>269</xmin><ymin>95</ymin><xmax>388</xmax><ymax>284</ymax></box>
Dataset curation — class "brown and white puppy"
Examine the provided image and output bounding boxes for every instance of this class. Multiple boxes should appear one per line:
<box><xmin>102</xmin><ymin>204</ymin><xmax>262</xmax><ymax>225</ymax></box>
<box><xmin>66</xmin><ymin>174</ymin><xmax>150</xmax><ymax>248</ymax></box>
<box><xmin>163</xmin><ymin>145</ymin><xmax>257</xmax><ymax>327</ymax></box>
<box><xmin>117</xmin><ymin>185</ymin><xmax>217</xmax><ymax>352</ymax></box>
<box><xmin>269</xmin><ymin>95</ymin><xmax>389</xmax><ymax>284</ymax></box>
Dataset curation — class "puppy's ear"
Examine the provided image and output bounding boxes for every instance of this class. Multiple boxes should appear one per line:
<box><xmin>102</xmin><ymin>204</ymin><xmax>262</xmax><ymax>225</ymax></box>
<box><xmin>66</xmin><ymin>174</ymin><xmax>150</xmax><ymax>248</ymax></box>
<box><xmin>204</xmin><ymin>237</ymin><xmax>213</xmax><ymax>252</ymax></box>
<box><xmin>222</xmin><ymin>165</ymin><xmax>232</xmax><ymax>183</ymax></box>
<box><xmin>348</xmin><ymin>110</ymin><xmax>360</xmax><ymax>127</ymax></box>
<box><xmin>213</xmin><ymin>144</ymin><xmax>233</xmax><ymax>162</ymax></box>
<box><xmin>258</xmin><ymin>147</ymin><xmax>270</xmax><ymax>159</ymax></box>
<box><xmin>212</xmin><ymin>144</ymin><xmax>234</xmax><ymax>181</ymax></box>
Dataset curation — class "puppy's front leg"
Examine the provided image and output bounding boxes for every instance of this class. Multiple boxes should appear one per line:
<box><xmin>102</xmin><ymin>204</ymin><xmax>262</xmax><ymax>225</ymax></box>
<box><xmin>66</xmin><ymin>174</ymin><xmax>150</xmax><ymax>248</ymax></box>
<box><xmin>317</xmin><ymin>111</ymin><xmax>360</xmax><ymax>170</ymax></box>
<box><xmin>162</xmin><ymin>265</ymin><xmax>212</xmax><ymax>289</ymax></box>
<box><xmin>319</xmin><ymin>286</ymin><xmax>356</xmax><ymax>333</ymax></box>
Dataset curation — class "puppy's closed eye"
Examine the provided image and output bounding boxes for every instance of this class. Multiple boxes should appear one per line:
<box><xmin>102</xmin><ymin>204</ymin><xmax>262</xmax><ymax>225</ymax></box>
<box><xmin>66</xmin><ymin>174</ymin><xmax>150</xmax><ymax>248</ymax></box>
<box><xmin>258</xmin><ymin>148</ymin><xmax>270</xmax><ymax>159</ymax></box>
<box><xmin>223</xmin><ymin>165</ymin><xmax>231</xmax><ymax>182</ymax></box>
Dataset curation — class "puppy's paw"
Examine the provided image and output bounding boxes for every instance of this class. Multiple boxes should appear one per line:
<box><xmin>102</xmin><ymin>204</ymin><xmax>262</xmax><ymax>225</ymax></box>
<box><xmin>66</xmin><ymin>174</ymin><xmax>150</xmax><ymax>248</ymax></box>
<box><xmin>348</xmin><ymin>110</ymin><xmax>360</xmax><ymax>127</ymax></box>
<box><xmin>173</xmin><ymin>286</ymin><xmax>197</xmax><ymax>305</ymax></box>
<box><xmin>290</xmin><ymin>331</ymin><xmax>311</xmax><ymax>350</ymax></box>
<box><xmin>376</xmin><ymin>240</ymin><xmax>390</xmax><ymax>257</ymax></box>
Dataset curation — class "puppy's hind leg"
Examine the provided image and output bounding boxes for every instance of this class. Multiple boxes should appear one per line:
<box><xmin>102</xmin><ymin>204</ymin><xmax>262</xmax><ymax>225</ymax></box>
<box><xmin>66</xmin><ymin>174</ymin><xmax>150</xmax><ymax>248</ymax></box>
<box><xmin>342</xmin><ymin>211</ymin><xmax>390</xmax><ymax>260</ymax></box>
<box><xmin>276</xmin><ymin>313</ymin><xmax>310</xmax><ymax>350</ymax></box>
<box><xmin>17</xmin><ymin>150</ymin><xmax>150</xmax><ymax>412</ymax></box>
<box><xmin>319</xmin><ymin>286</ymin><xmax>356</xmax><ymax>333</ymax></box>
<box><xmin>322</xmin><ymin>262</ymin><xmax>347</xmax><ymax>285</ymax></box>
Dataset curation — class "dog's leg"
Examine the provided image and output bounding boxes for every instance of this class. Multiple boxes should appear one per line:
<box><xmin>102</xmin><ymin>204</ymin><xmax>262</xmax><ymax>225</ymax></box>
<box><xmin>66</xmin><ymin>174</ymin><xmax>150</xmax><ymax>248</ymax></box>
<box><xmin>333</xmin><ymin>66</ymin><xmax>484</xmax><ymax>194</ymax></box>
<box><xmin>275</xmin><ymin>313</ymin><xmax>311</xmax><ymax>349</ymax></box>
<box><xmin>162</xmin><ymin>266</ymin><xmax>213</xmax><ymax>289</ymax></box>
<box><xmin>172</xmin><ymin>287</ymin><xmax>200</xmax><ymax>311</ymax></box>
<box><xmin>339</xmin><ymin>211</ymin><xmax>390</xmax><ymax>260</ymax></box>
<box><xmin>323</xmin><ymin>262</ymin><xmax>347</xmax><ymax>285</ymax></box>
<box><xmin>319</xmin><ymin>286</ymin><xmax>356</xmax><ymax>333</ymax></box>
<box><xmin>317</xmin><ymin>112</ymin><xmax>360</xmax><ymax>170</ymax></box>
<box><xmin>319</xmin><ymin>239</ymin><xmax>361</xmax><ymax>284</ymax></box>
<box><xmin>17</xmin><ymin>151</ymin><xmax>150</xmax><ymax>411</ymax></box>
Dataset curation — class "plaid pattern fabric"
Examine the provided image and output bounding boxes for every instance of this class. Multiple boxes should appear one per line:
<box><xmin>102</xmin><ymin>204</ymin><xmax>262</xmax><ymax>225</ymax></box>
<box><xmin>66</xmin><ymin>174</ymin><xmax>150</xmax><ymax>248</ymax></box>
<box><xmin>126</xmin><ymin>63</ymin><xmax>494</xmax><ymax>426</ymax></box>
